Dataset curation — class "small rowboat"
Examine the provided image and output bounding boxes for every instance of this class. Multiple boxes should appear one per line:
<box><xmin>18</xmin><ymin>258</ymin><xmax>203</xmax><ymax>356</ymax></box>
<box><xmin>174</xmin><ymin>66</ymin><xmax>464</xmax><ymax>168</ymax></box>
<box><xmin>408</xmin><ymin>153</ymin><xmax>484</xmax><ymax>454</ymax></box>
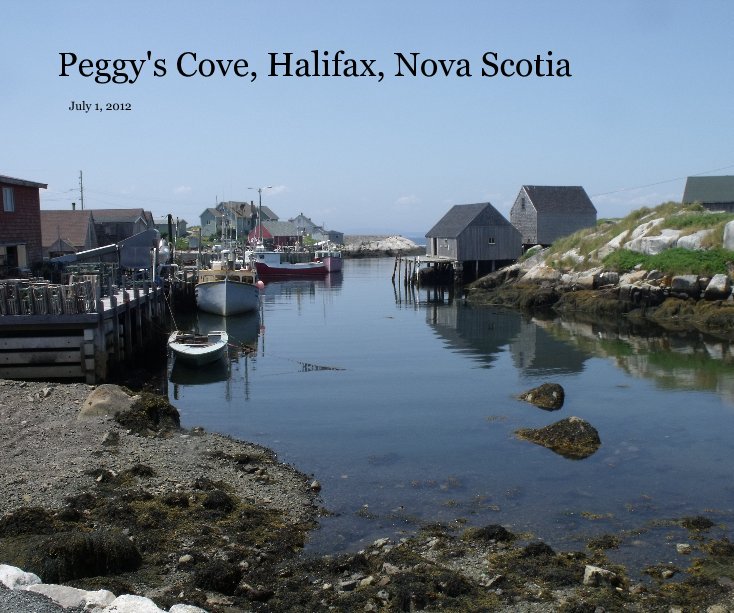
<box><xmin>168</xmin><ymin>330</ymin><xmax>229</xmax><ymax>366</ymax></box>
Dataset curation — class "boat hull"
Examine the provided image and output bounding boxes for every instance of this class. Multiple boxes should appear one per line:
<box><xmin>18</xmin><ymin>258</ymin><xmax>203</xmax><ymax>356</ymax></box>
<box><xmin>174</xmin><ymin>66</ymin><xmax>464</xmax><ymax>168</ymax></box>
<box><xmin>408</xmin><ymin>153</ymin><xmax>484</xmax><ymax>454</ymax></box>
<box><xmin>196</xmin><ymin>279</ymin><xmax>260</xmax><ymax>316</ymax></box>
<box><xmin>254</xmin><ymin>261</ymin><xmax>328</xmax><ymax>278</ymax></box>
<box><xmin>322</xmin><ymin>255</ymin><xmax>342</xmax><ymax>273</ymax></box>
<box><xmin>168</xmin><ymin>331</ymin><xmax>228</xmax><ymax>366</ymax></box>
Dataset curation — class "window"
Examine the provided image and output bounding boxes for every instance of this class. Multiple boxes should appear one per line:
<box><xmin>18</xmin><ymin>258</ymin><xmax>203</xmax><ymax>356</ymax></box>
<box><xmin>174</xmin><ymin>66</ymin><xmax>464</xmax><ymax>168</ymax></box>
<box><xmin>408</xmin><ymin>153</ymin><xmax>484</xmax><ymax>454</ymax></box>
<box><xmin>488</xmin><ymin>237</ymin><xmax>495</xmax><ymax>245</ymax></box>
<box><xmin>2</xmin><ymin>187</ymin><xmax>14</xmax><ymax>212</ymax></box>
<box><xmin>520</xmin><ymin>197</ymin><xmax>525</xmax><ymax>210</ymax></box>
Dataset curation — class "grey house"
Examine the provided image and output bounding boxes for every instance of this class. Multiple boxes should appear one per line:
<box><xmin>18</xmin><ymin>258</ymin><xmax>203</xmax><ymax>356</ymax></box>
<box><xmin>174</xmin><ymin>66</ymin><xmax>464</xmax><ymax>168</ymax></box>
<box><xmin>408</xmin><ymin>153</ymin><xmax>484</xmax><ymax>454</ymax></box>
<box><xmin>682</xmin><ymin>176</ymin><xmax>734</xmax><ymax>212</ymax></box>
<box><xmin>425</xmin><ymin>202</ymin><xmax>521</xmax><ymax>279</ymax></box>
<box><xmin>510</xmin><ymin>186</ymin><xmax>597</xmax><ymax>249</ymax></box>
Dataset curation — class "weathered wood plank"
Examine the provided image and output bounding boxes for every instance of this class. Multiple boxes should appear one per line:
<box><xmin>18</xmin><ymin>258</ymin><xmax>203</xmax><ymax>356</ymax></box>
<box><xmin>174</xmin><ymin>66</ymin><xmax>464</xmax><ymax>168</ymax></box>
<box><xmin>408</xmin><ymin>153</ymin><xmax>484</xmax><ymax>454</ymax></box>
<box><xmin>0</xmin><ymin>336</ymin><xmax>82</xmax><ymax>350</ymax></box>
<box><xmin>0</xmin><ymin>351</ymin><xmax>81</xmax><ymax>365</ymax></box>
<box><xmin>0</xmin><ymin>365</ymin><xmax>84</xmax><ymax>378</ymax></box>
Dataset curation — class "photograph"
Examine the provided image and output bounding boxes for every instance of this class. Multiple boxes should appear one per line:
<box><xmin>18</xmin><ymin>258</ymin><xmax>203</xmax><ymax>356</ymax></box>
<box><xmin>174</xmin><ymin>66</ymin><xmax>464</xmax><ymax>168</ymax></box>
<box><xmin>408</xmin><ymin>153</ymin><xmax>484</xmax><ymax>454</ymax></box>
<box><xmin>2</xmin><ymin>2</ymin><xmax>734</xmax><ymax>611</ymax></box>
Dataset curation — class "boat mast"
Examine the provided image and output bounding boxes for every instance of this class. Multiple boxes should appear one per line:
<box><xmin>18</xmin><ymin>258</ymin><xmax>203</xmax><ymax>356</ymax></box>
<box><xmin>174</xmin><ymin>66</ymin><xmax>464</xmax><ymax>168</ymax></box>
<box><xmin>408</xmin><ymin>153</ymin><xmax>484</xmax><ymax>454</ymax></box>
<box><xmin>248</xmin><ymin>185</ymin><xmax>272</xmax><ymax>247</ymax></box>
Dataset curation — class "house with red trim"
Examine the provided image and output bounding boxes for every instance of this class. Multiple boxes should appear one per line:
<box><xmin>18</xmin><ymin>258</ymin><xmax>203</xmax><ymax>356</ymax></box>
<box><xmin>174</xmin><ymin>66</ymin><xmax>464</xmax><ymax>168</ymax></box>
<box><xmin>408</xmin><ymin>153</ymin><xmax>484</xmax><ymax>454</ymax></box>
<box><xmin>0</xmin><ymin>174</ymin><xmax>47</xmax><ymax>277</ymax></box>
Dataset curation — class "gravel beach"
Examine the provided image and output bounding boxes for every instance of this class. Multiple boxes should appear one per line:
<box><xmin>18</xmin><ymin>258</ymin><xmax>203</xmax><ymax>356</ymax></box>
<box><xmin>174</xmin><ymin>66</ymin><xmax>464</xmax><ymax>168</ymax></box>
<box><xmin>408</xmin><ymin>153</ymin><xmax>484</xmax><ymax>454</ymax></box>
<box><xmin>2</xmin><ymin>379</ymin><xmax>734</xmax><ymax>612</ymax></box>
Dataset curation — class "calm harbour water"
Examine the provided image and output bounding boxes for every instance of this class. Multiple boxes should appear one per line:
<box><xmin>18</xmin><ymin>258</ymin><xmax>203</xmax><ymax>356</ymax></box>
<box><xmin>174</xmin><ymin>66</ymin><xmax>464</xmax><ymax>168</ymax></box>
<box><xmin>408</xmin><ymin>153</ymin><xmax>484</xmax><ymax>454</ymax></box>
<box><xmin>169</xmin><ymin>257</ymin><xmax>734</xmax><ymax>574</ymax></box>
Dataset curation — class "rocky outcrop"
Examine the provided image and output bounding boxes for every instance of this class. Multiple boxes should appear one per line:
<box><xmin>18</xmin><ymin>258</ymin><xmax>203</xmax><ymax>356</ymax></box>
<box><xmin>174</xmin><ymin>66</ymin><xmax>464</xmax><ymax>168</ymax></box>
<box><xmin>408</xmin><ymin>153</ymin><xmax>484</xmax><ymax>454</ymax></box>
<box><xmin>342</xmin><ymin>235</ymin><xmax>423</xmax><ymax>257</ymax></box>
<box><xmin>518</xmin><ymin>383</ymin><xmax>565</xmax><ymax>410</ymax></box>
<box><xmin>515</xmin><ymin>416</ymin><xmax>601</xmax><ymax>459</ymax></box>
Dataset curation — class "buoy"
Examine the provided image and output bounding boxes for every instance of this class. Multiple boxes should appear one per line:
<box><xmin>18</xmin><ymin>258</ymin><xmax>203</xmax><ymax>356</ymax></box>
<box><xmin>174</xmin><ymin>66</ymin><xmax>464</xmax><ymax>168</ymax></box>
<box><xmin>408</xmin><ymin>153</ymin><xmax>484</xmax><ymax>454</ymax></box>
<box><xmin>256</xmin><ymin>280</ymin><xmax>265</xmax><ymax>290</ymax></box>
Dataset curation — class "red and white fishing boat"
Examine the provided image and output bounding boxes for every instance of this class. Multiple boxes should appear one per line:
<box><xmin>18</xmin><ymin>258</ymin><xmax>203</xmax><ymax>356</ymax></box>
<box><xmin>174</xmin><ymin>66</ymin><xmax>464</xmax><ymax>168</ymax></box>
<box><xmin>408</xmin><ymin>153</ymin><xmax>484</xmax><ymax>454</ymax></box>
<box><xmin>252</xmin><ymin>248</ymin><xmax>328</xmax><ymax>278</ymax></box>
<box><xmin>313</xmin><ymin>247</ymin><xmax>343</xmax><ymax>273</ymax></box>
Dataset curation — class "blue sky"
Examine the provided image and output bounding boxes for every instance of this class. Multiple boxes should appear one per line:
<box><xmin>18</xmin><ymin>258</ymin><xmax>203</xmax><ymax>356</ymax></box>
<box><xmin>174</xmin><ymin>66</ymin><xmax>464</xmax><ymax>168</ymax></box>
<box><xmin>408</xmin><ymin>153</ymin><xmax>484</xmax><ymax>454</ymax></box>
<box><xmin>3</xmin><ymin>1</ymin><xmax>734</xmax><ymax>234</ymax></box>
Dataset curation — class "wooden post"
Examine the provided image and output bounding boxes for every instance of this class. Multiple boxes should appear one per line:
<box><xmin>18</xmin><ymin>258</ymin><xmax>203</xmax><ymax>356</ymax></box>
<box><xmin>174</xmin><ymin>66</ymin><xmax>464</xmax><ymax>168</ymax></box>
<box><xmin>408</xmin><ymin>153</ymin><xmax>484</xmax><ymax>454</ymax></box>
<box><xmin>111</xmin><ymin>295</ymin><xmax>121</xmax><ymax>364</ymax></box>
<box><xmin>95</xmin><ymin>299</ymin><xmax>107</xmax><ymax>382</ymax></box>
<box><xmin>123</xmin><ymin>292</ymin><xmax>132</xmax><ymax>360</ymax></box>
<box><xmin>391</xmin><ymin>256</ymin><xmax>398</xmax><ymax>283</ymax></box>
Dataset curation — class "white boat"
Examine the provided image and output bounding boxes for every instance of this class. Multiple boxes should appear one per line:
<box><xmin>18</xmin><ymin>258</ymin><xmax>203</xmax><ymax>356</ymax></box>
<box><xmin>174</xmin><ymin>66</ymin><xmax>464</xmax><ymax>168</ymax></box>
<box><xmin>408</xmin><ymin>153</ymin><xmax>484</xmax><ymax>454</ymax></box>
<box><xmin>195</xmin><ymin>257</ymin><xmax>261</xmax><ymax>316</ymax></box>
<box><xmin>313</xmin><ymin>248</ymin><xmax>343</xmax><ymax>273</ymax></box>
<box><xmin>168</xmin><ymin>330</ymin><xmax>229</xmax><ymax>365</ymax></box>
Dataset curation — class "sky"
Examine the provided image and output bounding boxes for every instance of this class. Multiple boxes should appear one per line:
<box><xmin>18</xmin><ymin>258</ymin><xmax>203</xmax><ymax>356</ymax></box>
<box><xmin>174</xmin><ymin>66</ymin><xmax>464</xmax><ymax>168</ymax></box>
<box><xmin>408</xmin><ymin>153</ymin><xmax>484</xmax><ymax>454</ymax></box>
<box><xmin>3</xmin><ymin>1</ymin><xmax>734</xmax><ymax>235</ymax></box>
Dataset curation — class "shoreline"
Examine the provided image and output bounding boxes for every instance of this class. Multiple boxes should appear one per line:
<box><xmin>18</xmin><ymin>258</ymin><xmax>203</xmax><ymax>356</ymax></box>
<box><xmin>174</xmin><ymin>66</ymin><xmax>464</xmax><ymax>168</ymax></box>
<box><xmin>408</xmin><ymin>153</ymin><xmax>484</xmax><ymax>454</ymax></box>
<box><xmin>1</xmin><ymin>379</ymin><xmax>734</xmax><ymax>611</ymax></box>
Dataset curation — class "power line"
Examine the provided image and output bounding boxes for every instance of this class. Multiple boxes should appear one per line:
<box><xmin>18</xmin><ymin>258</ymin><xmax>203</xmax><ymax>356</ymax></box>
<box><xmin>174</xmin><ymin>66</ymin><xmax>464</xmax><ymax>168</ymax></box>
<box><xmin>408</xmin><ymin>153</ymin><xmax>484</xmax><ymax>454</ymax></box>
<box><xmin>592</xmin><ymin>163</ymin><xmax>734</xmax><ymax>198</ymax></box>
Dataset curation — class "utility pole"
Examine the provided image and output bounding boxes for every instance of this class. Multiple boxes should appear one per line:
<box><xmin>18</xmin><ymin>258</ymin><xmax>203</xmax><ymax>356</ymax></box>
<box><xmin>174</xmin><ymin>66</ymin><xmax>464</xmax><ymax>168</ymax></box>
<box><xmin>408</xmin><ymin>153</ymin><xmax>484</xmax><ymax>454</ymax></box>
<box><xmin>79</xmin><ymin>170</ymin><xmax>85</xmax><ymax>210</ymax></box>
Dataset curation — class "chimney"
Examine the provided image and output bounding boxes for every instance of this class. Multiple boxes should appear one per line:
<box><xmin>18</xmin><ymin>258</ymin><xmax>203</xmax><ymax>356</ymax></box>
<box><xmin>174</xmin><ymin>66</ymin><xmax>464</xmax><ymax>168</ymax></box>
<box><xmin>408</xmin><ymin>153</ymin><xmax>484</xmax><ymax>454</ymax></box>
<box><xmin>71</xmin><ymin>202</ymin><xmax>76</xmax><ymax>211</ymax></box>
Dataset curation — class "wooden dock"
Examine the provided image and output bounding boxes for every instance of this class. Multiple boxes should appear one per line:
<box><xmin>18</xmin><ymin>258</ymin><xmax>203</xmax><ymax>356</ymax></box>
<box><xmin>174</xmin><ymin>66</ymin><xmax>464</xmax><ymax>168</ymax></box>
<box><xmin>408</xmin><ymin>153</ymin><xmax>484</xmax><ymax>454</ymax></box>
<box><xmin>0</xmin><ymin>282</ymin><xmax>167</xmax><ymax>384</ymax></box>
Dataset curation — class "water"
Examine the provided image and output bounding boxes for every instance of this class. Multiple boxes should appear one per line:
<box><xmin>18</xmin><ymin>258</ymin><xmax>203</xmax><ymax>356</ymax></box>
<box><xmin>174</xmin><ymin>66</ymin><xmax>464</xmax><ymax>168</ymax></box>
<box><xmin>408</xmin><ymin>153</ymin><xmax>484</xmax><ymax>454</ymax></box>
<box><xmin>168</xmin><ymin>258</ymin><xmax>734</xmax><ymax>574</ymax></box>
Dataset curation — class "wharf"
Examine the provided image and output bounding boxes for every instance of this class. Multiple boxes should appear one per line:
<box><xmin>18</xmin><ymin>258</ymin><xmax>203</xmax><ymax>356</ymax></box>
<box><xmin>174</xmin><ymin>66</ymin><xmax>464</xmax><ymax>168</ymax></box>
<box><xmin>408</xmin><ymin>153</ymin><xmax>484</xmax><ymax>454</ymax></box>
<box><xmin>0</xmin><ymin>282</ymin><xmax>168</xmax><ymax>384</ymax></box>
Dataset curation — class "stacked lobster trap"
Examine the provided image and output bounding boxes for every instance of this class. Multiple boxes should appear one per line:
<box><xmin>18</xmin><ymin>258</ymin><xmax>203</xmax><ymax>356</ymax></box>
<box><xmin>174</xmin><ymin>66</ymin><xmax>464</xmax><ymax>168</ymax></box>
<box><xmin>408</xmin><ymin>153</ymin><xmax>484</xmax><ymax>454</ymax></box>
<box><xmin>0</xmin><ymin>278</ymin><xmax>99</xmax><ymax>316</ymax></box>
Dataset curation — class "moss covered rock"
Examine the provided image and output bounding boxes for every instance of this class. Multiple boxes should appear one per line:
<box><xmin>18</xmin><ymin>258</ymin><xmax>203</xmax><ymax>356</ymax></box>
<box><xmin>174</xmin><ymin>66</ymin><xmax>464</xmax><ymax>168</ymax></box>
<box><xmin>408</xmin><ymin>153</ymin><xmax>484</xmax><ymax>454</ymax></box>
<box><xmin>519</xmin><ymin>383</ymin><xmax>565</xmax><ymax>410</ymax></box>
<box><xmin>516</xmin><ymin>416</ymin><xmax>601</xmax><ymax>459</ymax></box>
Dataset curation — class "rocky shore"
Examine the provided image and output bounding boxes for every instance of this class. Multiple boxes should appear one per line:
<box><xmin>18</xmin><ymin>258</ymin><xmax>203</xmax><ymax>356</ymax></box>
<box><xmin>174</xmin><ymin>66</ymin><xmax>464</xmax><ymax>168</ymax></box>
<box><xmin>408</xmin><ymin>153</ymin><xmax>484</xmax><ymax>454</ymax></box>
<box><xmin>3</xmin><ymin>380</ymin><xmax>734</xmax><ymax>611</ymax></box>
<box><xmin>466</xmin><ymin>250</ymin><xmax>734</xmax><ymax>341</ymax></box>
<box><xmin>342</xmin><ymin>235</ymin><xmax>424</xmax><ymax>258</ymax></box>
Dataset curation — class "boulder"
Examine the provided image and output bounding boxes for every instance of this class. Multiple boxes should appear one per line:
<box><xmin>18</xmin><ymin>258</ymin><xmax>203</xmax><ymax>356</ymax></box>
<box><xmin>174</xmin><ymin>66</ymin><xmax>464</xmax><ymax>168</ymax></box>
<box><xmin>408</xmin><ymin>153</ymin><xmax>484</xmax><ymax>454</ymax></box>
<box><xmin>723</xmin><ymin>220</ymin><xmax>734</xmax><ymax>251</ymax></box>
<box><xmin>583</xmin><ymin>564</ymin><xmax>621</xmax><ymax>587</ymax></box>
<box><xmin>515</xmin><ymin>416</ymin><xmax>601</xmax><ymax>459</ymax></box>
<box><xmin>522</xmin><ymin>265</ymin><xmax>562</xmax><ymax>283</ymax></box>
<box><xmin>671</xmin><ymin>275</ymin><xmax>701</xmax><ymax>298</ymax></box>
<box><xmin>626</xmin><ymin>229</ymin><xmax>681</xmax><ymax>255</ymax></box>
<box><xmin>704</xmin><ymin>274</ymin><xmax>732</xmax><ymax>301</ymax></box>
<box><xmin>677</xmin><ymin>229</ymin><xmax>713</xmax><ymax>251</ymax></box>
<box><xmin>0</xmin><ymin>564</ymin><xmax>41</xmax><ymax>589</ymax></box>
<box><xmin>518</xmin><ymin>383</ymin><xmax>565</xmax><ymax>410</ymax></box>
<box><xmin>79</xmin><ymin>384</ymin><xmax>137</xmax><ymax>419</ymax></box>
<box><xmin>594</xmin><ymin>271</ymin><xmax>619</xmax><ymax>288</ymax></box>
<box><xmin>25</xmin><ymin>584</ymin><xmax>115</xmax><ymax>609</ymax></box>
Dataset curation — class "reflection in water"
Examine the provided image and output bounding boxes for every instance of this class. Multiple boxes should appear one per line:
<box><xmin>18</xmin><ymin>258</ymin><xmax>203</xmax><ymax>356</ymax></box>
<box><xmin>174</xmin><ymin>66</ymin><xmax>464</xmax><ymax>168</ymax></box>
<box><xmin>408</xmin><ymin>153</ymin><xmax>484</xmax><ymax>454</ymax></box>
<box><xmin>423</xmin><ymin>296</ymin><xmax>588</xmax><ymax>375</ymax></box>
<box><xmin>536</xmin><ymin>316</ymin><xmax>734</xmax><ymax>405</ymax></box>
<box><xmin>168</xmin><ymin>260</ymin><xmax>734</xmax><ymax>575</ymax></box>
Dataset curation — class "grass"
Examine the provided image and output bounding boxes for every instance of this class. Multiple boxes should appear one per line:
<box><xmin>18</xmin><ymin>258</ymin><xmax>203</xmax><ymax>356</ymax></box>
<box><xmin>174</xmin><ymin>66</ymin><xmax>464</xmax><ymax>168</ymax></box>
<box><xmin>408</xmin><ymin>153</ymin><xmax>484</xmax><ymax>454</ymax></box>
<box><xmin>602</xmin><ymin>247</ymin><xmax>734</xmax><ymax>276</ymax></box>
<box><xmin>541</xmin><ymin>202</ymin><xmax>734</xmax><ymax>273</ymax></box>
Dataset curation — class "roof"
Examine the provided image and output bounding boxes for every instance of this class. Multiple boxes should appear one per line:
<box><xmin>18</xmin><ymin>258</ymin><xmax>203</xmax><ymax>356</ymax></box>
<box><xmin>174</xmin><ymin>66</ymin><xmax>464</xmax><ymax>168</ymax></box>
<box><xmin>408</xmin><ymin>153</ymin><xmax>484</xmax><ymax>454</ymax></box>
<box><xmin>0</xmin><ymin>174</ymin><xmax>47</xmax><ymax>189</ymax></box>
<box><xmin>91</xmin><ymin>208</ymin><xmax>153</xmax><ymax>224</ymax></box>
<box><xmin>682</xmin><ymin>176</ymin><xmax>734</xmax><ymax>204</ymax></box>
<box><xmin>201</xmin><ymin>207</ymin><xmax>223</xmax><ymax>218</ymax></box>
<box><xmin>263</xmin><ymin>220</ymin><xmax>299</xmax><ymax>236</ymax></box>
<box><xmin>41</xmin><ymin>210</ymin><xmax>95</xmax><ymax>248</ymax></box>
<box><xmin>219</xmin><ymin>201</ymin><xmax>258</xmax><ymax>217</ymax></box>
<box><xmin>522</xmin><ymin>186</ymin><xmax>596</xmax><ymax>213</ymax></box>
<box><xmin>426</xmin><ymin>202</ymin><xmax>511</xmax><ymax>238</ymax></box>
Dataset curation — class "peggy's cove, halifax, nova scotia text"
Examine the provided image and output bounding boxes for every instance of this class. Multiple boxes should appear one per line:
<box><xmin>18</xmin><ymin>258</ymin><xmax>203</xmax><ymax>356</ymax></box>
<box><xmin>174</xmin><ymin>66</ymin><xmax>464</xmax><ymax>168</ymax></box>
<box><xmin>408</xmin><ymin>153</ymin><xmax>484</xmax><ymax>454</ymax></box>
<box><xmin>58</xmin><ymin>49</ymin><xmax>572</xmax><ymax>84</ymax></box>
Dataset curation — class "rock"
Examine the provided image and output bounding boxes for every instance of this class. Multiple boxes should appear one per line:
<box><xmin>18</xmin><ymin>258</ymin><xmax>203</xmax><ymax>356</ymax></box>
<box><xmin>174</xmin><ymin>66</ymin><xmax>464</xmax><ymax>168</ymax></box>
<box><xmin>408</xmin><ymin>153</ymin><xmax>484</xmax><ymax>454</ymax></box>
<box><xmin>723</xmin><ymin>220</ymin><xmax>734</xmax><ymax>250</ymax></box>
<box><xmin>169</xmin><ymin>605</ymin><xmax>210</xmax><ymax>613</ymax></box>
<box><xmin>594</xmin><ymin>271</ymin><xmax>619</xmax><ymax>288</ymax></box>
<box><xmin>676</xmin><ymin>543</ymin><xmax>692</xmax><ymax>555</ymax></box>
<box><xmin>671</xmin><ymin>275</ymin><xmax>701</xmax><ymax>298</ymax></box>
<box><xmin>583</xmin><ymin>564</ymin><xmax>620</xmax><ymax>587</ymax></box>
<box><xmin>515</xmin><ymin>417</ymin><xmax>601</xmax><ymax>459</ymax></box>
<box><xmin>704</xmin><ymin>274</ymin><xmax>731</xmax><ymax>300</ymax></box>
<box><xmin>310</xmin><ymin>480</ymin><xmax>321</xmax><ymax>492</ymax></box>
<box><xmin>522</xmin><ymin>265</ymin><xmax>562</xmax><ymax>283</ymax></box>
<box><xmin>0</xmin><ymin>530</ymin><xmax>142</xmax><ymax>583</ymax></box>
<box><xmin>677</xmin><ymin>229</ymin><xmax>713</xmax><ymax>250</ymax></box>
<box><xmin>627</xmin><ymin>229</ymin><xmax>681</xmax><ymax>255</ymax></box>
<box><xmin>619</xmin><ymin>269</ymin><xmax>647</xmax><ymax>285</ymax></box>
<box><xmin>0</xmin><ymin>564</ymin><xmax>41</xmax><ymax>589</ymax></box>
<box><xmin>114</xmin><ymin>391</ymin><xmax>181</xmax><ymax>435</ymax></box>
<box><xmin>101</xmin><ymin>594</ymin><xmax>166</xmax><ymax>612</ymax></box>
<box><xmin>79</xmin><ymin>384</ymin><xmax>136</xmax><ymax>419</ymax></box>
<box><xmin>518</xmin><ymin>383</ymin><xmax>565</xmax><ymax>410</ymax></box>
<box><xmin>24</xmin><ymin>584</ymin><xmax>115</xmax><ymax>609</ymax></box>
